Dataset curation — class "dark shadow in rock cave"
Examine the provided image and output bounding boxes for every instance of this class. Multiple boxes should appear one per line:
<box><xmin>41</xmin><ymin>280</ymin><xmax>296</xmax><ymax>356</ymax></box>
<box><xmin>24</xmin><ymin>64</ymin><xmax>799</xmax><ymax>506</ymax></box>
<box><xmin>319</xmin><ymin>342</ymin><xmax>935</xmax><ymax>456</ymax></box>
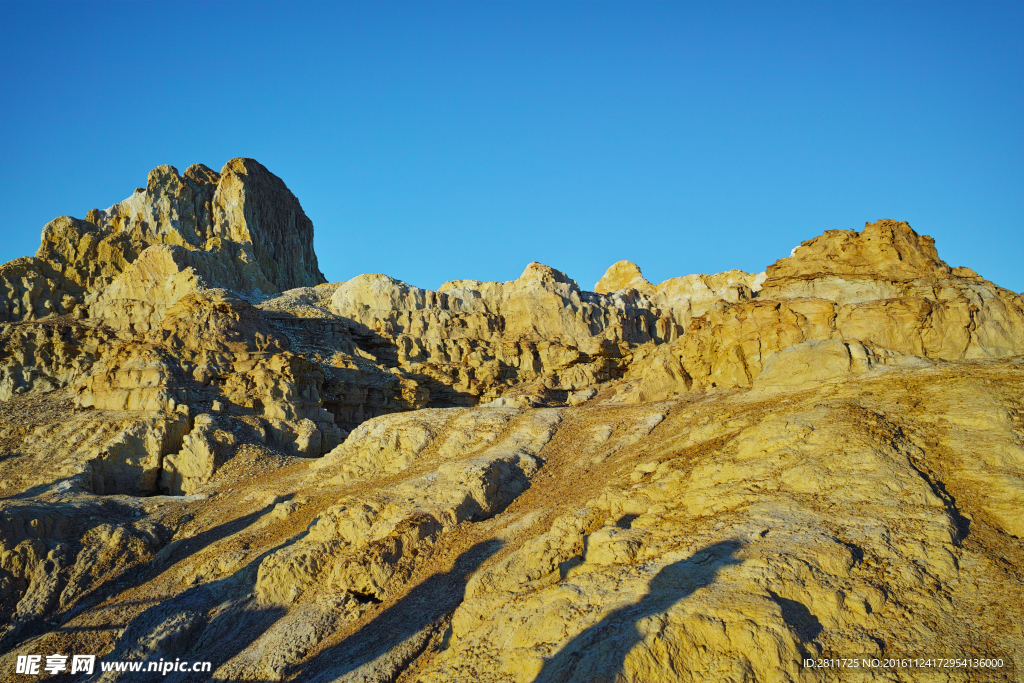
<box><xmin>615</xmin><ymin>513</ymin><xmax>640</xmax><ymax>529</ymax></box>
<box><xmin>292</xmin><ymin>539</ymin><xmax>504</xmax><ymax>683</ymax></box>
<box><xmin>533</xmin><ymin>539</ymin><xmax>745</xmax><ymax>683</ymax></box>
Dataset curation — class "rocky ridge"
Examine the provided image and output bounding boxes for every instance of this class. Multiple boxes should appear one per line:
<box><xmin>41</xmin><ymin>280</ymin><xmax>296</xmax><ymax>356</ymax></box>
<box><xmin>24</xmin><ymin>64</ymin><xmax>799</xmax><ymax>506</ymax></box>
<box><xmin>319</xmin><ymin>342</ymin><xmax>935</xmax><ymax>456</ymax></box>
<box><xmin>1</xmin><ymin>161</ymin><xmax>1022</xmax><ymax>682</ymax></box>
<box><xmin>1</xmin><ymin>158</ymin><xmax>323</xmax><ymax>326</ymax></box>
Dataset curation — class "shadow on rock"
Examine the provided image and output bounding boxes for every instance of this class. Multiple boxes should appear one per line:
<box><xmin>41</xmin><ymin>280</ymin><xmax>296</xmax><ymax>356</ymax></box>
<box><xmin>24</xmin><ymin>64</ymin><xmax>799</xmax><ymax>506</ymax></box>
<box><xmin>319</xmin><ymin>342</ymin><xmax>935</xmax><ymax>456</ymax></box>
<box><xmin>76</xmin><ymin>529</ymin><xmax>308</xmax><ymax>683</ymax></box>
<box><xmin>534</xmin><ymin>539</ymin><xmax>745</xmax><ymax>683</ymax></box>
<box><xmin>63</xmin><ymin>496</ymin><xmax>294</xmax><ymax>624</ymax></box>
<box><xmin>295</xmin><ymin>539</ymin><xmax>504</xmax><ymax>683</ymax></box>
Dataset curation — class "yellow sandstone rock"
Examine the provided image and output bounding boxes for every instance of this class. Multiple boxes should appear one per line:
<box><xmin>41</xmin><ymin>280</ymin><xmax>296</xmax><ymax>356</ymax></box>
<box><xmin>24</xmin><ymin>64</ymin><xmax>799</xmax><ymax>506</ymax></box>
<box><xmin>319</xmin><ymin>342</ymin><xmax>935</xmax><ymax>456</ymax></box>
<box><xmin>2</xmin><ymin>163</ymin><xmax>1022</xmax><ymax>682</ymax></box>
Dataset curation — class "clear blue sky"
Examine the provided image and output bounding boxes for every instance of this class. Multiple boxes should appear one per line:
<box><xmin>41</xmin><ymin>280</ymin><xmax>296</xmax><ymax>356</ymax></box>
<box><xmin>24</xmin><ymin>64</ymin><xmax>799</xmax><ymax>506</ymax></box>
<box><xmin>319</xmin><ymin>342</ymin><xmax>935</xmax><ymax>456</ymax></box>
<box><xmin>1</xmin><ymin>1</ymin><xmax>1021</xmax><ymax>292</ymax></box>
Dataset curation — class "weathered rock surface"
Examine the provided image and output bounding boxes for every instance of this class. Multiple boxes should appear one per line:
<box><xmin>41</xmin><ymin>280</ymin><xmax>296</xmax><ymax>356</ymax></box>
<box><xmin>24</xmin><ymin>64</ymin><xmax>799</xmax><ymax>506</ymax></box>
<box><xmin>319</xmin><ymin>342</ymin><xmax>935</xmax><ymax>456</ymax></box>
<box><xmin>2</xmin><ymin>165</ymin><xmax>1023</xmax><ymax>682</ymax></box>
<box><xmin>1</xmin><ymin>158</ymin><xmax>324</xmax><ymax>326</ymax></box>
<box><xmin>613</xmin><ymin>221</ymin><xmax>1024</xmax><ymax>403</ymax></box>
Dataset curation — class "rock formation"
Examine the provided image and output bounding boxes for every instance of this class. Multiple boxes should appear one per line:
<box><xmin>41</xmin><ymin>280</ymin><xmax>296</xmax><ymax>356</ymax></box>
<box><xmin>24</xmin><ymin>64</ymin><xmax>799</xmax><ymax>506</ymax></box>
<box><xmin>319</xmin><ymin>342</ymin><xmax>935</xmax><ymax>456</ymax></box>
<box><xmin>1</xmin><ymin>163</ymin><xmax>1022</xmax><ymax>682</ymax></box>
<box><xmin>0</xmin><ymin>158</ymin><xmax>323</xmax><ymax>326</ymax></box>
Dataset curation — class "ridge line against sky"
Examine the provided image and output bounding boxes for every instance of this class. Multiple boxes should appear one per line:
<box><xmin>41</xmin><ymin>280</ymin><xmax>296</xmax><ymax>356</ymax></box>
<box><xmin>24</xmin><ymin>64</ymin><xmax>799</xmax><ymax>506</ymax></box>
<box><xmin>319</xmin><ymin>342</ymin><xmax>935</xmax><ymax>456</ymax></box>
<box><xmin>1</xmin><ymin>1</ymin><xmax>1021</xmax><ymax>293</ymax></box>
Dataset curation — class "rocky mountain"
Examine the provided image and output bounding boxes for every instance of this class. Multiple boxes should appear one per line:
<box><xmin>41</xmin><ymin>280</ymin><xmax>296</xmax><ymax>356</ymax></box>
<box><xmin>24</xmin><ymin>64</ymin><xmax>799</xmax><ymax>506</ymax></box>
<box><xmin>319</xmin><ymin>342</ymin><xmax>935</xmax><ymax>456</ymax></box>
<box><xmin>1</xmin><ymin>158</ymin><xmax>323</xmax><ymax>326</ymax></box>
<box><xmin>1</xmin><ymin>161</ymin><xmax>1022</xmax><ymax>682</ymax></box>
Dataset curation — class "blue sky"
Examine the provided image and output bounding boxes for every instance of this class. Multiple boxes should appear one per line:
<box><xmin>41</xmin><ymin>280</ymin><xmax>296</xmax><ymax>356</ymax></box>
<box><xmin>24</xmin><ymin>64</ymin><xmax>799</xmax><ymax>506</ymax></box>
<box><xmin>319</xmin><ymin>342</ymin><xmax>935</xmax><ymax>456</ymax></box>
<box><xmin>1</xmin><ymin>1</ymin><xmax>1021</xmax><ymax>292</ymax></box>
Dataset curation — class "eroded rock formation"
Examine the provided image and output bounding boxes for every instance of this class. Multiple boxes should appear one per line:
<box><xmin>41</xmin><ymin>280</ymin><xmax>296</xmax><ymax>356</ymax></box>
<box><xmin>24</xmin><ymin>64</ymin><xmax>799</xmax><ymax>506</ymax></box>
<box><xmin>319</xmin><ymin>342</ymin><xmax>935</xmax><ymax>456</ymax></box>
<box><xmin>1</xmin><ymin>158</ymin><xmax>323</xmax><ymax>326</ymax></box>
<box><xmin>1</xmin><ymin>163</ymin><xmax>1022</xmax><ymax>682</ymax></box>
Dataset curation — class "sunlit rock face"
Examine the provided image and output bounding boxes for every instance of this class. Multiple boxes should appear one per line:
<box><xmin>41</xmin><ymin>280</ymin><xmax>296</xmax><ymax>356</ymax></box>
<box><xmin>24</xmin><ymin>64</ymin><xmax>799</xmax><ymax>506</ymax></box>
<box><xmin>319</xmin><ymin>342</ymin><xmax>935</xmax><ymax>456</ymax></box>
<box><xmin>2</xmin><ymin>163</ymin><xmax>1023</xmax><ymax>682</ymax></box>
<box><xmin>0</xmin><ymin>158</ymin><xmax>324</xmax><ymax>326</ymax></box>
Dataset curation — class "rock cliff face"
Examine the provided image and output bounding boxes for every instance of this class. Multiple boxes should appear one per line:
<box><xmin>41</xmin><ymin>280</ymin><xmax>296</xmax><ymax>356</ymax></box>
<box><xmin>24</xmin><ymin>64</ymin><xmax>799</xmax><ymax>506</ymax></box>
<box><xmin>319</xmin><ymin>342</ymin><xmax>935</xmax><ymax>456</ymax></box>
<box><xmin>1</xmin><ymin>166</ymin><xmax>1023</xmax><ymax>682</ymax></box>
<box><xmin>0</xmin><ymin>158</ymin><xmax>324</xmax><ymax>325</ymax></box>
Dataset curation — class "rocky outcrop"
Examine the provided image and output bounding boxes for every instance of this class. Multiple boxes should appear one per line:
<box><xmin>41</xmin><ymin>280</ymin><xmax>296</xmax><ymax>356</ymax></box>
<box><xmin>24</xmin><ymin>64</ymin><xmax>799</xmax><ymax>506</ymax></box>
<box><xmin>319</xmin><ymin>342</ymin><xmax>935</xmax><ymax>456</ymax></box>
<box><xmin>319</xmin><ymin>262</ymin><xmax>694</xmax><ymax>412</ymax></box>
<box><xmin>2</xmin><ymin>158</ymin><xmax>1023</xmax><ymax>683</ymax></box>
<box><xmin>760</xmin><ymin>218</ymin><xmax>955</xmax><ymax>303</ymax></box>
<box><xmin>595</xmin><ymin>260</ymin><xmax>763</xmax><ymax>332</ymax></box>
<box><xmin>74</xmin><ymin>289</ymin><xmax>343</xmax><ymax>462</ymax></box>
<box><xmin>330</xmin><ymin>263</ymin><xmax>666</xmax><ymax>346</ymax></box>
<box><xmin>594</xmin><ymin>260</ymin><xmax>648</xmax><ymax>294</ymax></box>
<box><xmin>613</xmin><ymin>221</ymin><xmax>1024</xmax><ymax>403</ymax></box>
<box><xmin>4</xmin><ymin>361</ymin><xmax>1016</xmax><ymax>682</ymax></box>
<box><xmin>256</xmin><ymin>408</ymin><xmax>559</xmax><ymax>606</ymax></box>
<box><xmin>160</xmin><ymin>414</ymin><xmax>236</xmax><ymax>495</ymax></box>
<box><xmin>0</xmin><ymin>319</ymin><xmax>115</xmax><ymax>400</ymax></box>
<box><xmin>426</xmin><ymin>385</ymin><xmax>993</xmax><ymax>682</ymax></box>
<box><xmin>0</xmin><ymin>158</ymin><xmax>324</xmax><ymax>325</ymax></box>
<box><xmin>751</xmin><ymin>338</ymin><xmax>933</xmax><ymax>389</ymax></box>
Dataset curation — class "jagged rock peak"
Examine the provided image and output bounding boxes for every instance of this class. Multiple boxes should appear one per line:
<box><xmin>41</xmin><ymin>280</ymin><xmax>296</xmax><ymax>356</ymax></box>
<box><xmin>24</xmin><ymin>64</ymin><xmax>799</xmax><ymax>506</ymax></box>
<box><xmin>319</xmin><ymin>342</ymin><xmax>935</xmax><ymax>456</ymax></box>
<box><xmin>1</xmin><ymin>158</ymin><xmax>325</xmax><ymax>323</ymax></box>
<box><xmin>517</xmin><ymin>261</ymin><xmax>577</xmax><ymax>287</ymax></box>
<box><xmin>89</xmin><ymin>157</ymin><xmax>326</xmax><ymax>291</ymax></box>
<box><xmin>766</xmin><ymin>218</ymin><xmax>951</xmax><ymax>282</ymax></box>
<box><xmin>595</xmin><ymin>260</ymin><xmax>650</xmax><ymax>294</ymax></box>
<box><xmin>213</xmin><ymin>158</ymin><xmax>325</xmax><ymax>288</ymax></box>
<box><xmin>756</xmin><ymin>219</ymin><xmax>993</xmax><ymax>304</ymax></box>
